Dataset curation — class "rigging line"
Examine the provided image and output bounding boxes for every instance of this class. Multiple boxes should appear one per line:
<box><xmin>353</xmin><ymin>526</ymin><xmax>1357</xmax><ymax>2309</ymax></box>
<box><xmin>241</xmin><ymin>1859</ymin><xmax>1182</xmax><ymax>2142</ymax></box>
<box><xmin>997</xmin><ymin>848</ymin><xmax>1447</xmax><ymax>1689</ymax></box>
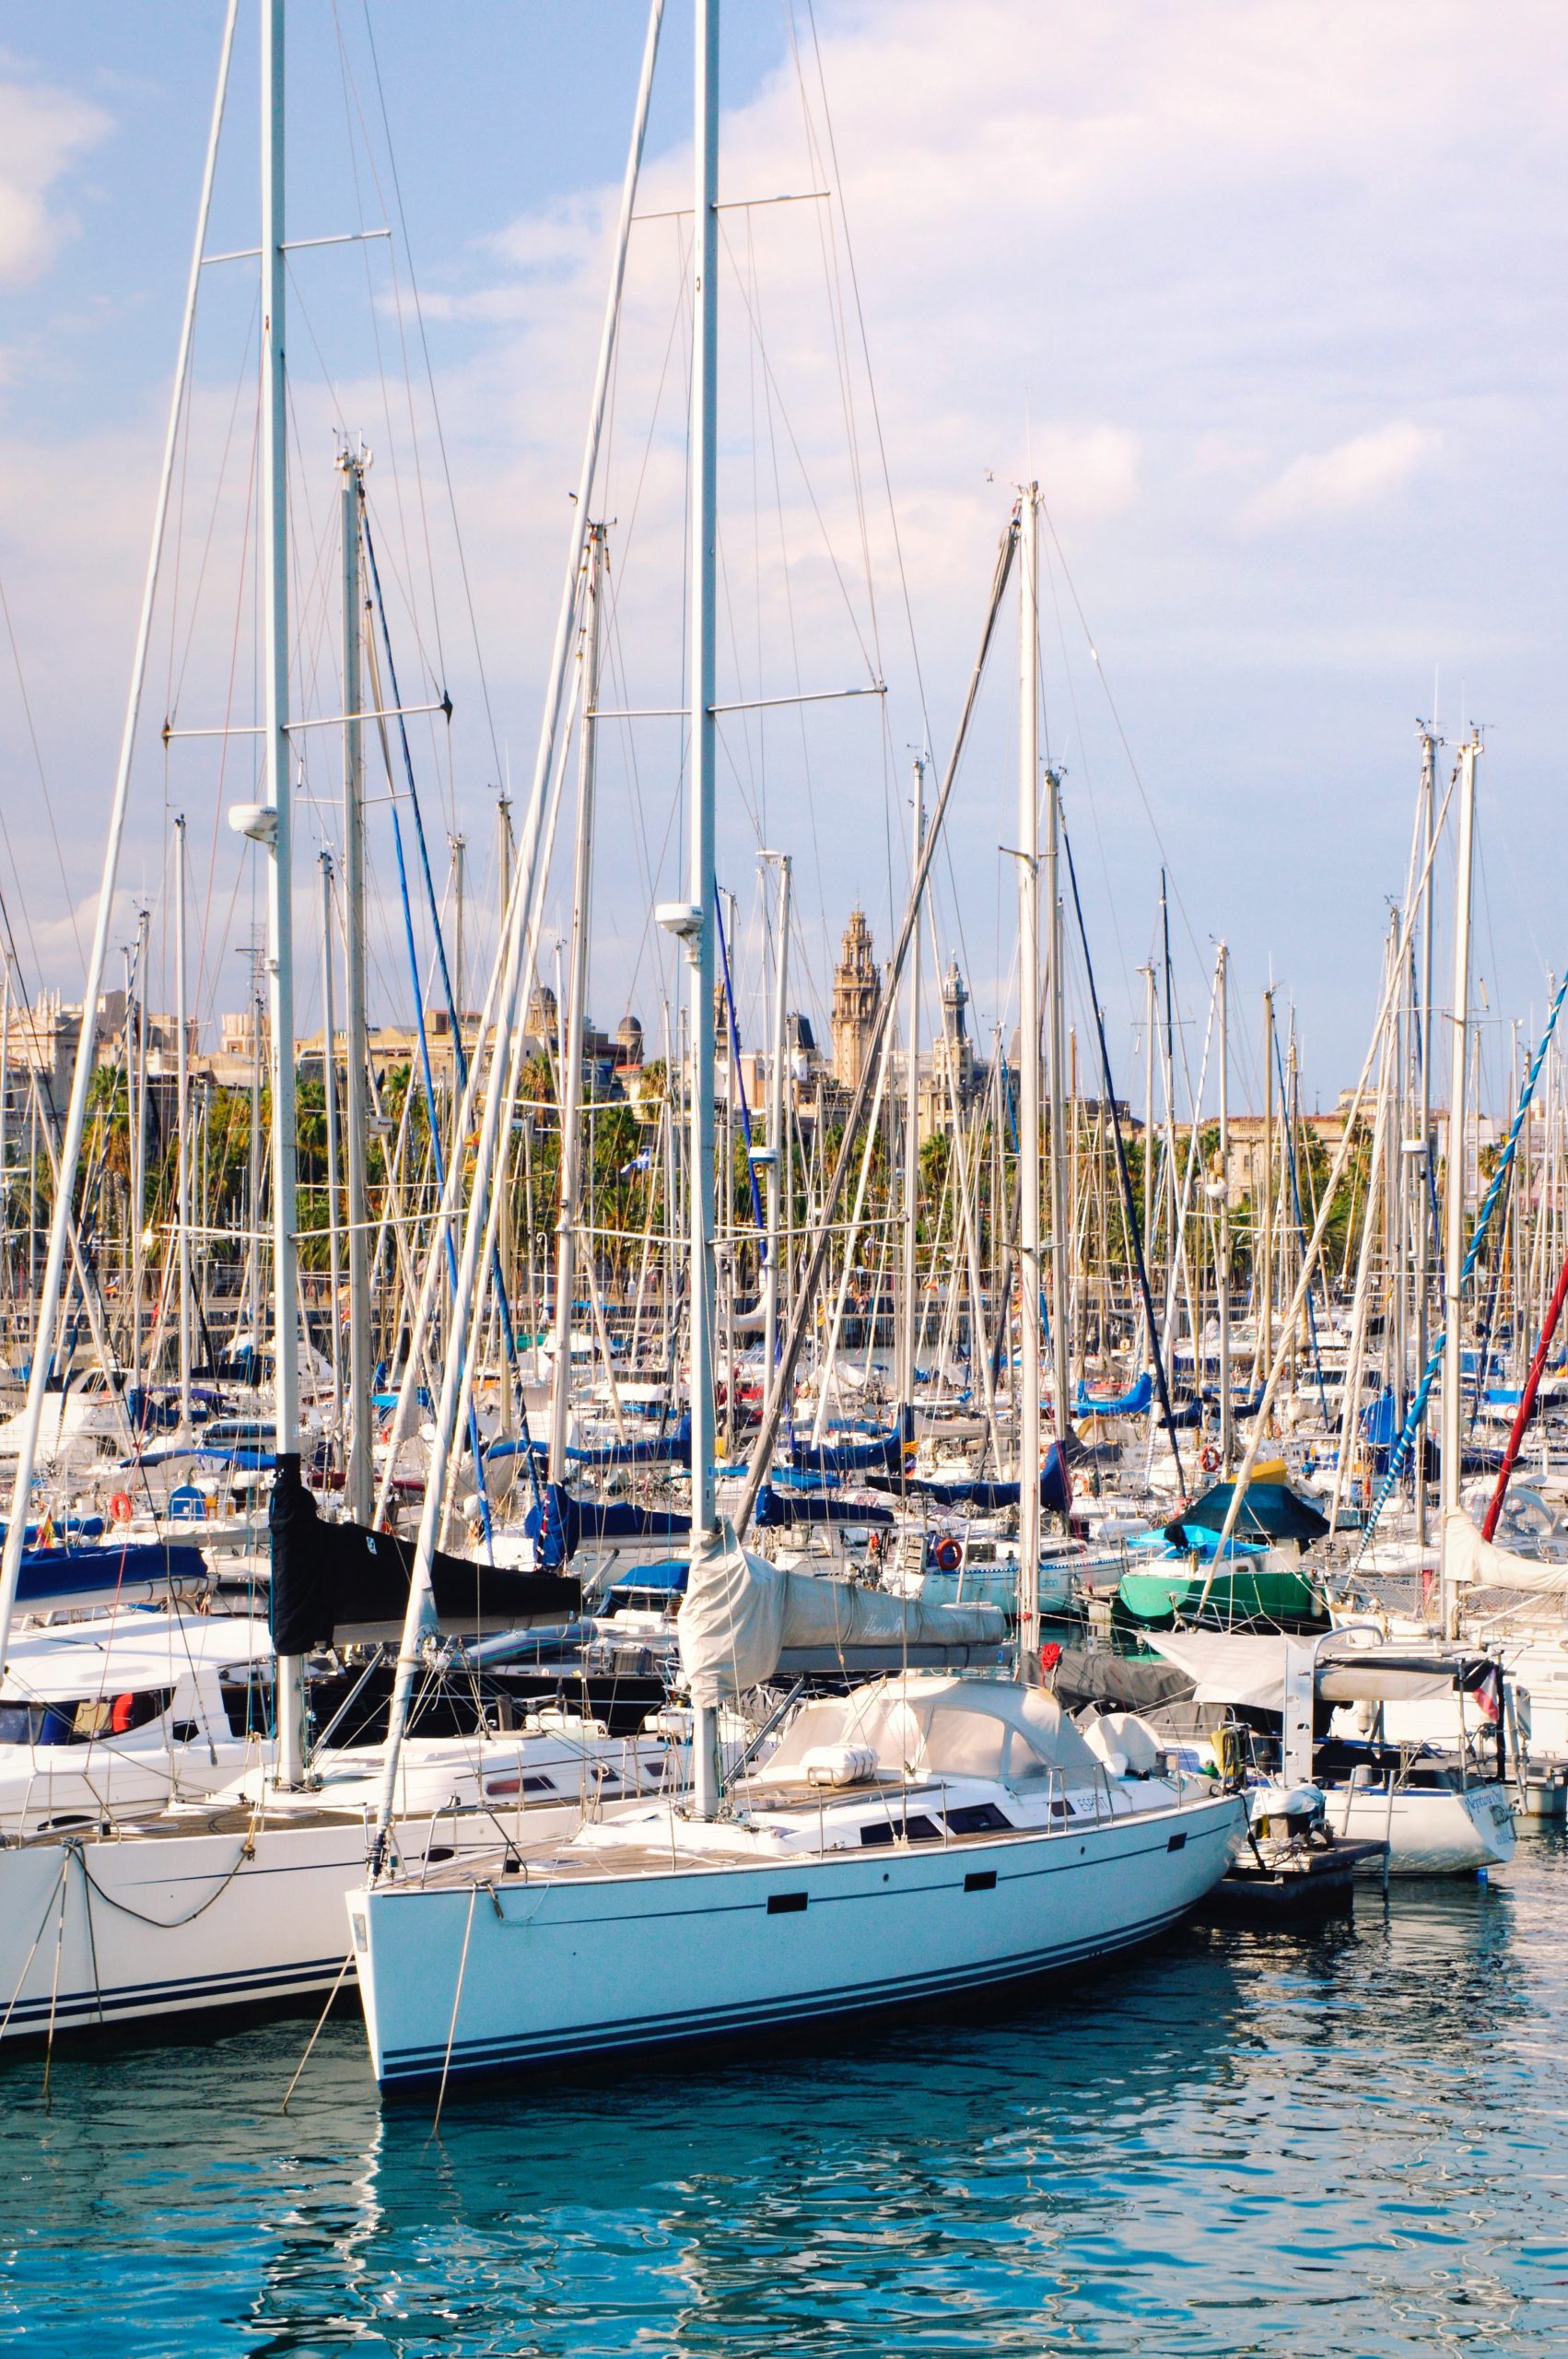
<box><xmin>737</xmin><ymin>511</ymin><xmax>1020</xmax><ymax>1533</ymax></box>
<box><xmin>165</xmin><ymin>290</ymin><xmax>260</xmax><ymax>726</ymax></box>
<box><xmin>780</xmin><ymin>14</ymin><xmax>883</xmax><ymax>680</ymax></box>
<box><xmin>355</xmin><ymin>1</ymin><xmax>501</xmax><ymax>780</ymax></box>
<box><xmin>715</xmin><ymin>220</ymin><xmax>880</xmax><ymax>683</ymax></box>
<box><xmin>1040</xmin><ymin>529</ymin><xmax>1134</xmax><ymax>1026</ymax></box>
<box><xmin>1060</xmin><ymin>811</ymin><xmax>1186</xmax><ymax>1492</ymax></box>
<box><xmin>796</xmin><ymin>0</ymin><xmax>931</xmax><ymax>745</ymax></box>
<box><xmin>195</xmin><ymin>370</ymin><xmax>263</xmax><ymax>1027</ymax></box>
<box><xmin>0</xmin><ymin>576</ymin><xmax>83</xmax><ymax>975</ymax></box>
<box><xmin>1036</xmin><ymin>496</ymin><xmax>1208</xmax><ymax>980</ymax></box>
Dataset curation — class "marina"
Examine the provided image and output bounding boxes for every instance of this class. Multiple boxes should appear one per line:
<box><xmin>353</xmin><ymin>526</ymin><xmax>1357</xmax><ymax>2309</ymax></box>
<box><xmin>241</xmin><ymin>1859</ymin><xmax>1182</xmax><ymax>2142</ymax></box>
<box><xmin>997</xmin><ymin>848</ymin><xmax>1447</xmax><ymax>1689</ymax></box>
<box><xmin>0</xmin><ymin>1</ymin><xmax>1564</xmax><ymax>2351</ymax></box>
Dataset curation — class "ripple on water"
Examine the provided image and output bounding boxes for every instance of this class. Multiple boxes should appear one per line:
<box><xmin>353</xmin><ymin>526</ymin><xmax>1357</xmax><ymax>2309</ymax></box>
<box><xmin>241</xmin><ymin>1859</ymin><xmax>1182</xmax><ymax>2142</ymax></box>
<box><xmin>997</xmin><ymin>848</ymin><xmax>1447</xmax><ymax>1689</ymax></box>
<box><xmin>3</xmin><ymin>1837</ymin><xmax>1568</xmax><ymax>2356</ymax></box>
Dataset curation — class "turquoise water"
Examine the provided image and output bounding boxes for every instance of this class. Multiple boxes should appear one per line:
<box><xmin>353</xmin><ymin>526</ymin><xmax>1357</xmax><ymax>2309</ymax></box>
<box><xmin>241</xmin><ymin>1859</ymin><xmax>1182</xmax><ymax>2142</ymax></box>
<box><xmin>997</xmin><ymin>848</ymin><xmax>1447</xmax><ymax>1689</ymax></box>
<box><xmin>4</xmin><ymin>1839</ymin><xmax>1566</xmax><ymax>2356</ymax></box>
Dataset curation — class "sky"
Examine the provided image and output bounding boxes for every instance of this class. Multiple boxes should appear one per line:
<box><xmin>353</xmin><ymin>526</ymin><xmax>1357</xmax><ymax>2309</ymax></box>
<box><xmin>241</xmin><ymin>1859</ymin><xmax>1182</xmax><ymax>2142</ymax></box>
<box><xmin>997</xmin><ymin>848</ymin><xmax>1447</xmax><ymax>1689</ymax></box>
<box><xmin>1</xmin><ymin>0</ymin><xmax>1565</xmax><ymax>1117</ymax></box>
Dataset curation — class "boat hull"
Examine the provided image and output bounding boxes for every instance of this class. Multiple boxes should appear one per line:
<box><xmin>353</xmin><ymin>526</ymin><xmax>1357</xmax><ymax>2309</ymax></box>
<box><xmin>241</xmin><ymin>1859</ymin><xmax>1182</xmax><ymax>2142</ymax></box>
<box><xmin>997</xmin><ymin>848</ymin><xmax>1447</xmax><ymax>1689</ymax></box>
<box><xmin>0</xmin><ymin>1798</ymin><xmax>602</xmax><ymax>2044</ymax></box>
<box><xmin>351</xmin><ymin>1788</ymin><xmax>1246</xmax><ymax>2088</ymax></box>
<box><xmin>1333</xmin><ymin>1778</ymin><xmax>1515</xmax><ymax>1873</ymax></box>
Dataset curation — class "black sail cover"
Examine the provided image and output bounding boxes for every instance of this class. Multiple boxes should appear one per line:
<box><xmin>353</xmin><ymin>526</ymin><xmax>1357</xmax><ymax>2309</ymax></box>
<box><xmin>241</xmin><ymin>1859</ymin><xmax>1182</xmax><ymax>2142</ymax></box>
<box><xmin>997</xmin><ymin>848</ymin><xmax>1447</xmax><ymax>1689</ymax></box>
<box><xmin>268</xmin><ymin>1458</ymin><xmax>579</xmax><ymax>1653</ymax></box>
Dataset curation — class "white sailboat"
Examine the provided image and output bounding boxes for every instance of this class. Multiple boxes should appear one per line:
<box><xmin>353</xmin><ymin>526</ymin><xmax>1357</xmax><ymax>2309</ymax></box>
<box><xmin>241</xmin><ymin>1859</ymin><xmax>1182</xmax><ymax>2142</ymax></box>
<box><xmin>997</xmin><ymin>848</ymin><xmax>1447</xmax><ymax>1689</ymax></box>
<box><xmin>349</xmin><ymin>0</ymin><xmax>1247</xmax><ymax>2093</ymax></box>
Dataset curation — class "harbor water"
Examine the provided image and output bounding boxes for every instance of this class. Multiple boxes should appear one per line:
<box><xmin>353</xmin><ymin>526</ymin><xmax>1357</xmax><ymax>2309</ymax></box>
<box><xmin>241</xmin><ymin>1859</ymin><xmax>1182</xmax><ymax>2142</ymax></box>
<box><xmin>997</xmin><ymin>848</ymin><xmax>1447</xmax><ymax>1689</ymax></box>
<box><xmin>4</xmin><ymin>1835</ymin><xmax>1565</xmax><ymax>2356</ymax></box>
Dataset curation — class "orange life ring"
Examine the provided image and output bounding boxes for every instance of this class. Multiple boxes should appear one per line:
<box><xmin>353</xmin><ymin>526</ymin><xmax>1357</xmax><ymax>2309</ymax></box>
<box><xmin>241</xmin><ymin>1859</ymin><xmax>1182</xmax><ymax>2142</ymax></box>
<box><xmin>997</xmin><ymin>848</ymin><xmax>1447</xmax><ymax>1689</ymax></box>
<box><xmin>110</xmin><ymin>1491</ymin><xmax>135</xmax><ymax>1527</ymax></box>
<box><xmin>1199</xmin><ymin>1445</ymin><xmax>1220</xmax><ymax>1475</ymax></box>
<box><xmin>933</xmin><ymin>1534</ymin><xmax>962</xmax><ymax>1574</ymax></box>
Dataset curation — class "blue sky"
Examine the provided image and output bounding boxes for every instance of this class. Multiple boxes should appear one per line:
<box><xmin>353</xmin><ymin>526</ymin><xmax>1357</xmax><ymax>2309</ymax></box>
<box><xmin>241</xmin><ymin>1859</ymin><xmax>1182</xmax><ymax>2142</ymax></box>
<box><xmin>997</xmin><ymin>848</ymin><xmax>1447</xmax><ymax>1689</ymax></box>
<box><xmin>1</xmin><ymin>2</ymin><xmax>1565</xmax><ymax>1115</ymax></box>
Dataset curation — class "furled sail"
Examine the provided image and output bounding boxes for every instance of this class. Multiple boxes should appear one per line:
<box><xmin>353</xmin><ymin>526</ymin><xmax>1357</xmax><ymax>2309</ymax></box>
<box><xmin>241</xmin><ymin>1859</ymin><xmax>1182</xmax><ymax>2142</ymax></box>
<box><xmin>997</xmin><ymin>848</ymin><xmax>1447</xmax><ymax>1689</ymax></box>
<box><xmin>678</xmin><ymin>1521</ymin><xmax>1006</xmax><ymax>1704</ymax></box>
<box><xmin>1444</xmin><ymin>1505</ymin><xmax>1568</xmax><ymax>1597</ymax></box>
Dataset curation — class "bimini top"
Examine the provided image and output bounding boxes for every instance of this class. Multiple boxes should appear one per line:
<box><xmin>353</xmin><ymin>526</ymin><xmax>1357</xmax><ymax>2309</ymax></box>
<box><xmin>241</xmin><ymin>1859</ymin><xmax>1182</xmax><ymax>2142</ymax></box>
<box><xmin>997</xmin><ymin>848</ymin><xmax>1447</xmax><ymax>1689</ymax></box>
<box><xmin>753</xmin><ymin>1672</ymin><xmax>1102</xmax><ymax>1788</ymax></box>
<box><xmin>1</xmin><ymin>1610</ymin><xmax>269</xmax><ymax>1706</ymax></box>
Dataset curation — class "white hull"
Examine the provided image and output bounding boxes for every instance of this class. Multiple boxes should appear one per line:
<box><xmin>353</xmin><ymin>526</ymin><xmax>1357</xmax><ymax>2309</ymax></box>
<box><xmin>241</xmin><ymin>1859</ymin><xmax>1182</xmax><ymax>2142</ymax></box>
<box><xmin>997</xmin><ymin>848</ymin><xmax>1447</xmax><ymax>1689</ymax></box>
<box><xmin>352</xmin><ymin>1787</ymin><xmax>1244</xmax><ymax>2088</ymax></box>
<box><xmin>1333</xmin><ymin>1778</ymin><xmax>1515</xmax><ymax>1873</ymax></box>
<box><xmin>0</xmin><ymin>1731</ymin><xmax>676</xmax><ymax>2042</ymax></box>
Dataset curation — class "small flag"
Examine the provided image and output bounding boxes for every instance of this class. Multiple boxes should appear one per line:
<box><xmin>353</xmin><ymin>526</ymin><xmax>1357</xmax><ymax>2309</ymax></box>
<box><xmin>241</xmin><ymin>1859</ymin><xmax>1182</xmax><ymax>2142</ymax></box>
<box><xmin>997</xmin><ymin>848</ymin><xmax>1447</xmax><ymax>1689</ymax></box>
<box><xmin>621</xmin><ymin>1150</ymin><xmax>653</xmax><ymax>1174</ymax></box>
<box><xmin>1472</xmin><ymin>1665</ymin><xmax>1502</xmax><ymax>1725</ymax></box>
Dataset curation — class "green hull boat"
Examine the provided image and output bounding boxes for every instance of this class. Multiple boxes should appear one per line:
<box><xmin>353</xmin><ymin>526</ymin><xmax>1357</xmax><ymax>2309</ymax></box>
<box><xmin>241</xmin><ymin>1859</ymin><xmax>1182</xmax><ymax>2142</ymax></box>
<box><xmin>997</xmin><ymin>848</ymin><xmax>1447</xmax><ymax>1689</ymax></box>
<box><xmin>1116</xmin><ymin>1562</ymin><xmax>1325</xmax><ymax>1630</ymax></box>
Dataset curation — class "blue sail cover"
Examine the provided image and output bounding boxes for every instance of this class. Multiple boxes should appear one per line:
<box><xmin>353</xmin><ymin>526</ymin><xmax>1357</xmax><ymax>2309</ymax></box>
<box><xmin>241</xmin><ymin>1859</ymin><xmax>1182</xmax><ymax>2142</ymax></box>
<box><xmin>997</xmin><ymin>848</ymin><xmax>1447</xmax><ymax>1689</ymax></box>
<box><xmin>525</xmin><ymin>1482</ymin><xmax>692</xmax><ymax>1570</ymax></box>
<box><xmin>789</xmin><ymin>1404</ymin><xmax>914</xmax><ymax>1476</ymax></box>
<box><xmin>1074</xmin><ymin>1370</ymin><xmax>1154</xmax><ymax>1418</ymax></box>
<box><xmin>488</xmin><ymin>1411</ymin><xmax>691</xmax><ymax>1472</ymax></box>
<box><xmin>12</xmin><ymin>1540</ymin><xmax>210</xmax><ymax>1611</ymax></box>
<box><xmin>752</xmin><ymin>1485</ymin><xmax>894</xmax><ymax>1529</ymax></box>
<box><xmin>867</xmin><ymin>1441</ymin><xmax>1071</xmax><ymax>1516</ymax></box>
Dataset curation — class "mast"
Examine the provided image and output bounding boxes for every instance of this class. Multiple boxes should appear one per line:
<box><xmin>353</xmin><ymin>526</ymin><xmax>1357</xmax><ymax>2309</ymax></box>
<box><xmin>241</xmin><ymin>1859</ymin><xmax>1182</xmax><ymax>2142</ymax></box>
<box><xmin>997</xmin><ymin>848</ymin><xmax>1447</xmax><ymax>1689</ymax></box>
<box><xmin>1016</xmin><ymin>487</ymin><xmax>1043</xmax><ymax>1669</ymax></box>
<box><xmin>762</xmin><ymin>850</ymin><xmax>791</xmax><ymax>1383</ymax></box>
<box><xmin>1439</xmin><ymin>735</ymin><xmax>1480</xmax><ymax>1637</ymax></box>
<box><xmin>547</xmin><ymin>523</ymin><xmax>605</xmax><ymax>1485</ymax></box>
<box><xmin>1260</xmin><ymin>988</ymin><xmax>1274</xmax><ymax>1383</ymax></box>
<box><xmin>340</xmin><ymin>446</ymin><xmax>373</xmax><ymax>1523</ymax></box>
<box><xmin>1217</xmin><ymin>940</ymin><xmax>1233</xmax><ymax>1473</ymax></box>
<box><xmin>174</xmin><ymin>817</ymin><xmax>193</xmax><ymax>1426</ymax></box>
<box><xmin>897</xmin><ymin>761</ymin><xmax>924</xmax><ymax>1414</ymax></box>
<box><xmin>1045</xmin><ymin>758</ymin><xmax>1070</xmax><ymax>1476</ymax></box>
<box><xmin>128</xmin><ymin>910</ymin><xmax>149</xmax><ymax>1401</ymax></box>
<box><xmin>261</xmin><ymin>0</ymin><xmax>305</xmax><ymax>1785</ymax></box>
<box><xmin>687</xmin><ymin>0</ymin><xmax>721</xmax><ymax>1813</ymax></box>
<box><xmin>1414</xmin><ymin>727</ymin><xmax>1437</xmax><ymax>1549</ymax></box>
<box><xmin>320</xmin><ymin>850</ymin><xmax>343</xmax><ymax>1440</ymax></box>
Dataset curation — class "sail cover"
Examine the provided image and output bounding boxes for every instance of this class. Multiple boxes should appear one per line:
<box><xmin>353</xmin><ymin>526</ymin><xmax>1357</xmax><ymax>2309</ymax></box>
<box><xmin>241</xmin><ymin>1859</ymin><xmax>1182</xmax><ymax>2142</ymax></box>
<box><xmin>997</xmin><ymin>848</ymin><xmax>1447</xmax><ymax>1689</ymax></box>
<box><xmin>1445</xmin><ymin>1505</ymin><xmax>1568</xmax><ymax>1597</ymax></box>
<box><xmin>269</xmin><ymin>1461</ymin><xmax>579</xmax><ymax>1651</ymax></box>
<box><xmin>678</xmin><ymin>1522</ymin><xmax>1006</xmax><ymax>1704</ymax></box>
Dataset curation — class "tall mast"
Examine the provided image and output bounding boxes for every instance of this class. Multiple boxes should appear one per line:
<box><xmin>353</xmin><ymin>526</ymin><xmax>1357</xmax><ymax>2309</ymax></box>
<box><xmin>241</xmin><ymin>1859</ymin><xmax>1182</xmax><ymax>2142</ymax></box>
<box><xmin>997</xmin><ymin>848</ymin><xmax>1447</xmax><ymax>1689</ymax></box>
<box><xmin>548</xmin><ymin>523</ymin><xmax>605</xmax><ymax>1485</ymax></box>
<box><xmin>129</xmin><ymin>908</ymin><xmax>149</xmax><ymax>1401</ymax></box>
<box><xmin>686</xmin><ymin>0</ymin><xmax>720</xmax><ymax>1813</ymax></box>
<box><xmin>340</xmin><ymin>446</ymin><xmax>373</xmax><ymax>1523</ymax></box>
<box><xmin>1216</xmin><ymin>942</ymin><xmax>1232</xmax><ymax>1473</ymax></box>
<box><xmin>762</xmin><ymin>850</ymin><xmax>791</xmax><ymax>1384</ymax></box>
<box><xmin>1016</xmin><ymin>486</ymin><xmax>1042</xmax><ymax>1669</ymax></box>
<box><xmin>320</xmin><ymin>850</ymin><xmax>344</xmax><ymax>1439</ymax></box>
<box><xmin>261</xmin><ymin>0</ymin><xmax>305</xmax><ymax>1785</ymax></box>
<box><xmin>1439</xmin><ymin>735</ymin><xmax>1480</xmax><ymax>1637</ymax></box>
<box><xmin>897</xmin><ymin>760</ymin><xmax>924</xmax><ymax>1413</ymax></box>
<box><xmin>1260</xmin><ymin>988</ymin><xmax>1274</xmax><ymax>1383</ymax></box>
<box><xmin>1045</xmin><ymin>758</ymin><xmax>1070</xmax><ymax>1474</ymax></box>
<box><xmin>1414</xmin><ymin>726</ymin><xmax>1437</xmax><ymax>1549</ymax></box>
<box><xmin>174</xmin><ymin>817</ymin><xmax>193</xmax><ymax>1426</ymax></box>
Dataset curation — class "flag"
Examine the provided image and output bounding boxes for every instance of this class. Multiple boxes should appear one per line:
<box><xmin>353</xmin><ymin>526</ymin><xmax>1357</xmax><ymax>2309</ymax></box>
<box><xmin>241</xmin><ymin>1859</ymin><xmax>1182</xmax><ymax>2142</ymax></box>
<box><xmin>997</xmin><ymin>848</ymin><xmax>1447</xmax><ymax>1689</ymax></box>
<box><xmin>1471</xmin><ymin>1665</ymin><xmax>1502</xmax><ymax>1725</ymax></box>
<box><xmin>621</xmin><ymin>1150</ymin><xmax>653</xmax><ymax>1174</ymax></box>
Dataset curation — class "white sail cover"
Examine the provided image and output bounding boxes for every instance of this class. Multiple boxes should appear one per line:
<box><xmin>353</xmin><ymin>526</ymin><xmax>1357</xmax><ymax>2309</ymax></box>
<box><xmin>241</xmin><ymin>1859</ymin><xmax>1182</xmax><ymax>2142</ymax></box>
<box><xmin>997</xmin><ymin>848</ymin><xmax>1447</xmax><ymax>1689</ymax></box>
<box><xmin>1444</xmin><ymin>1506</ymin><xmax>1568</xmax><ymax>1597</ymax></box>
<box><xmin>1145</xmin><ymin>1628</ymin><xmax>1458</xmax><ymax>1708</ymax></box>
<box><xmin>678</xmin><ymin>1523</ymin><xmax>1006</xmax><ymax>1705</ymax></box>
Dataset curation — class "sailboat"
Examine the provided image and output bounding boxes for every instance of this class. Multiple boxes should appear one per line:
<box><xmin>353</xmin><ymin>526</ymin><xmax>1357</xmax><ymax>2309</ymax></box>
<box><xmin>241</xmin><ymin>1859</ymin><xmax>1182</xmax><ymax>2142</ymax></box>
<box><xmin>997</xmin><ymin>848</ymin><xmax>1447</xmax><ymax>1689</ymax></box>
<box><xmin>349</xmin><ymin>0</ymin><xmax>1246</xmax><ymax>2093</ymax></box>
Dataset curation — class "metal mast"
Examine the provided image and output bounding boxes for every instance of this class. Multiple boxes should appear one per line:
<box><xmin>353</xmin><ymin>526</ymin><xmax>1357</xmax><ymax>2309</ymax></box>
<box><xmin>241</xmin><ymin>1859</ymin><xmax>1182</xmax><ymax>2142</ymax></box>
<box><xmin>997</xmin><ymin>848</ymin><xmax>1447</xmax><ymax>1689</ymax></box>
<box><xmin>686</xmin><ymin>0</ymin><xmax>721</xmax><ymax>1813</ymax></box>
<box><xmin>548</xmin><ymin>524</ymin><xmax>605</xmax><ymax>1485</ymax></box>
<box><xmin>761</xmin><ymin>850</ymin><xmax>791</xmax><ymax>1383</ymax></box>
<box><xmin>340</xmin><ymin>446</ymin><xmax>373</xmax><ymax>1524</ymax></box>
<box><xmin>897</xmin><ymin>763</ymin><xmax>924</xmax><ymax>1415</ymax></box>
<box><xmin>1016</xmin><ymin>487</ymin><xmax>1043</xmax><ymax>1669</ymax></box>
<box><xmin>1439</xmin><ymin>735</ymin><xmax>1480</xmax><ymax>1637</ymax></box>
<box><xmin>174</xmin><ymin>817</ymin><xmax>193</xmax><ymax>1426</ymax></box>
<box><xmin>261</xmin><ymin>0</ymin><xmax>305</xmax><ymax>1785</ymax></box>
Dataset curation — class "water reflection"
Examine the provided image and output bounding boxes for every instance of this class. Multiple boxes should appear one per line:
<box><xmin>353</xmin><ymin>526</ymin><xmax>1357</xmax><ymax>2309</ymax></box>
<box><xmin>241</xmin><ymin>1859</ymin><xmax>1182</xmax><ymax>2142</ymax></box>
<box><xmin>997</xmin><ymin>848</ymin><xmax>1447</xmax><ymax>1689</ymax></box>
<box><xmin>2</xmin><ymin>1843</ymin><xmax>1563</xmax><ymax>2357</ymax></box>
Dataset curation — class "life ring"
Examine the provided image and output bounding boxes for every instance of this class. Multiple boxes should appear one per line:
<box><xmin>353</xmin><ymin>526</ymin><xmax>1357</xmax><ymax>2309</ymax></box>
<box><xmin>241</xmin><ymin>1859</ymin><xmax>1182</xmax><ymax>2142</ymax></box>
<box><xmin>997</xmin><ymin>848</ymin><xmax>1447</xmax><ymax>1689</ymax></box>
<box><xmin>1199</xmin><ymin>1445</ymin><xmax>1221</xmax><ymax>1475</ymax></box>
<box><xmin>933</xmin><ymin>1534</ymin><xmax>962</xmax><ymax>1574</ymax></box>
<box><xmin>110</xmin><ymin>1491</ymin><xmax>135</xmax><ymax>1527</ymax></box>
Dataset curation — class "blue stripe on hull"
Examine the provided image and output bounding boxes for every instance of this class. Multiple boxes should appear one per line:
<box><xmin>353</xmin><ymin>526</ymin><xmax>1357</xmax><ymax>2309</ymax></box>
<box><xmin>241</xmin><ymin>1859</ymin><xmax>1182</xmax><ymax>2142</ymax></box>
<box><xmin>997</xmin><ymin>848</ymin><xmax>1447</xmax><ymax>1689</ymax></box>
<box><xmin>0</xmin><ymin>1953</ymin><xmax>349</xmax><ymax>2037</ymax></box>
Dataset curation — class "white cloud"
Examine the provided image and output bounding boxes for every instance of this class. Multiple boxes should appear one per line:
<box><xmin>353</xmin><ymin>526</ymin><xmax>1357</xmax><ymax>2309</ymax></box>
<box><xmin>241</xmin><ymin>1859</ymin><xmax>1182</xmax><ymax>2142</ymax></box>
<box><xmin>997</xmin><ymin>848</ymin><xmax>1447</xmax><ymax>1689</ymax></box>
<box><xmin>0</xmin><ymin>76</ymin><xmax>108</xmax><ymax>287</ymax></box>
<box><xmin>1240</xmin><ymin>421</ymin><xmax>1442</xmax><ymax>531</ymax></box>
